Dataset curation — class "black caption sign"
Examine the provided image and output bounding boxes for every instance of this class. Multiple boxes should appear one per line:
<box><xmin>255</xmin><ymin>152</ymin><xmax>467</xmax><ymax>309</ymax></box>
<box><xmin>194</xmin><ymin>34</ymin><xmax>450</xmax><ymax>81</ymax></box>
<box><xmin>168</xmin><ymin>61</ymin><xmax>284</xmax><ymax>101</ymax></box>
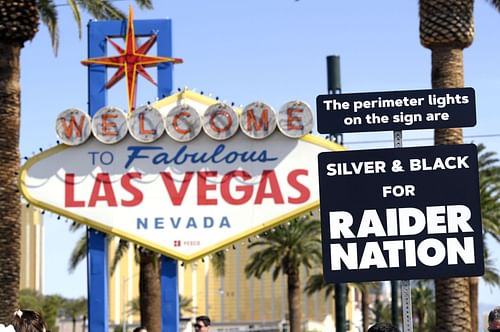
<box><xmin>316</xmin><ymin>87</ymin><xmax>476</xmax><ymax>133</ymax></box>
<box><xmin>318</xmin><ymin>144</ymin><xmax>483</xmax><ymax>283</ymax></box>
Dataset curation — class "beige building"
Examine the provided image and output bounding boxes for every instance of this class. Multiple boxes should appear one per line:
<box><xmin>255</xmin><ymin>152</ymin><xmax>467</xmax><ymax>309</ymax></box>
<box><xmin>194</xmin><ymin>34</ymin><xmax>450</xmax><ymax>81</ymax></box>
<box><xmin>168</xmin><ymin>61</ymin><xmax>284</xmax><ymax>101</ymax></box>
<box><xmin>108</xmin><ymin>239</ymin><xmax>356</xmax><ymax>331</ymax></box>
<box><xmin>20</xmin><ymin>205</ymin><xmax>44</xmax><ymax>292</ymax></box>
<box><xmin>18</xmin><ymin>204</ymin><xmax>359</xmax><ymax>331</ymax></box>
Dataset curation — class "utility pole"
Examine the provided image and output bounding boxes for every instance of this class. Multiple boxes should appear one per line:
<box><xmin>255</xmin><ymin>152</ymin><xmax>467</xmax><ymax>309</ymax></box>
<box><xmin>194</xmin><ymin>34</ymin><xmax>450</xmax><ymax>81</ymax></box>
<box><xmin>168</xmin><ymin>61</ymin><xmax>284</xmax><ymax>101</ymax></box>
<box><xmin>327</xmin><ymin>55</ymin><xmax>346</xmax><ymax>332</ymax></box>
<box><xmin>326</xmin><ymin>55</ymin><xmax>343</xmax><ymax>145</ymax></box>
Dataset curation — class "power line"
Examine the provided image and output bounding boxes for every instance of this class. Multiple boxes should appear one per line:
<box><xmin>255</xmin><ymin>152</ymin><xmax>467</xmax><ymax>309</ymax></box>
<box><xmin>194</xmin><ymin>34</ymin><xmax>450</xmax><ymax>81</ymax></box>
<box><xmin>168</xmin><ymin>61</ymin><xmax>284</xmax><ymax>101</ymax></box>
<box><xmin>342</xmin><ymin>133</ymin><xmax>500</xmax><ymax>145</ymax></box>
<box><xmin>55</xmin><ymin>0</ymin><xmax>129</xmax><ymax>7</ymax></box>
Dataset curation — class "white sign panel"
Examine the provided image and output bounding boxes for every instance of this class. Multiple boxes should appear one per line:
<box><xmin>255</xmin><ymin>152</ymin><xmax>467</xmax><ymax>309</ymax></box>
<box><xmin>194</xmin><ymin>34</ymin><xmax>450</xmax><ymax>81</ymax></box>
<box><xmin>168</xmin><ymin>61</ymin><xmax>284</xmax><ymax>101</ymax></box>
<box><xmin>20</xmin><ymin>91</ymin><xmax>341</xmax><ymax>262</ymax></box>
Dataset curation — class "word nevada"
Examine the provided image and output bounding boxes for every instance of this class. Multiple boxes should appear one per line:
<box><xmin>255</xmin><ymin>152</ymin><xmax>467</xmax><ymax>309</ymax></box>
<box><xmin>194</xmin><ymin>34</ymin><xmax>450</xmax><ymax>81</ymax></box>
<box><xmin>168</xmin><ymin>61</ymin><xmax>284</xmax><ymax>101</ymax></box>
<box><xmin>56</xmin><ymin>100</ymin><xmax>314</xmax><ymax>145</ymax></box>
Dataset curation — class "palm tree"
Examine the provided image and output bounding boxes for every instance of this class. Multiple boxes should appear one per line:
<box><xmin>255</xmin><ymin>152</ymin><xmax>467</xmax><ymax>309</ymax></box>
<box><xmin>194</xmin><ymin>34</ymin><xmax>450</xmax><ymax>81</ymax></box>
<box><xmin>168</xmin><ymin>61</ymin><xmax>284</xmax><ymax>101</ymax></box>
<box><xmin>63</xmin><ymin>297</ymin><xmax>87</xmax><ymax>332</ymax></box>
<box><xmin>419</xmin><ymin>1</ymin><xmax>500</xmax><ymax>331</ymax></box>
<box><xmin>411</xmin><ymin>281</ymin><xmax>435</xmax><ymax>332</ymax></box>
<box><xmin>370</xmin><ymin>296</ymin><xmax>392</xmax><ymax>326</ymax></box>
<box><xmin>305</xmin><ymin>276</ymin><xmax>376</xmax><ymax>332</ymax></box>
<box><xmin>69</xmin><ymin>233</ymin><xmax>162</xmax><ymax>331</ymax></box>
<box><xmin>244</xmin><ymin>215</ymin><xmax>322</xmax><ymax>332</ymax></box>
<box><xmin>0</xmin><ymin>0</ymin><xmax>154</xmax><ymax>324</ymax></box>
<box><xmin>469</xmin><ymin>143</ymin><xmax>500</xmax><ymax>330</ymax></box>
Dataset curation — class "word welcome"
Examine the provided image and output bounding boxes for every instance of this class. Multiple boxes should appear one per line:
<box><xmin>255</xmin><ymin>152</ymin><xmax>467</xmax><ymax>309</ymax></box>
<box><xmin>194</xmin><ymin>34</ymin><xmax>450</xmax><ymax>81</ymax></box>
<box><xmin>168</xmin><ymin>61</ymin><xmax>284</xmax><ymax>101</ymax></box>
<box><xmin>56</xmin><ymin>100</ymin><xmax>314</xmax><ymax>145</ymax></box>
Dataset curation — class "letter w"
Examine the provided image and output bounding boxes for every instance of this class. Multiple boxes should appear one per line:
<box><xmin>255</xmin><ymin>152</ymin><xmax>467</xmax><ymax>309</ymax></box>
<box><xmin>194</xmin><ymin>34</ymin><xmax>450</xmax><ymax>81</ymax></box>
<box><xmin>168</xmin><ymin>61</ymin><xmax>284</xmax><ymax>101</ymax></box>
<box><xmin>160</xmin><ymin>172</ymin><xmax>193</xmax><ymax>205</ymax></box>
<box><xmin>59</xmin><ymin>115</ymin><xmax>86</xmax><ymax>138</ymax></box>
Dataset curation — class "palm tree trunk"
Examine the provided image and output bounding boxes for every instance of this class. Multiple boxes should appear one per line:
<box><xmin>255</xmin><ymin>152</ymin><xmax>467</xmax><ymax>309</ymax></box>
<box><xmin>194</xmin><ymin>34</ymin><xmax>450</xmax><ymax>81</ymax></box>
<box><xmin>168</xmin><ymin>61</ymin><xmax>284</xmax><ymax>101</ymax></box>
<box><xmin>361</xmin><ymin>289</ymin><xmax>369</xmax><ymax>332</ymax></box>
<box><xmin>287</xmin><ymin>269</ymin><xmax>302</xmax><ymax>332</ymax></box>
<box><xmin>431</xmin><ymin>44</ymin><xmax>471</xmax><ymax>332</ymax></box>
<box><xmin>432</xmin><ymin>46</ymin><xmax>464</xmax><ymax>146</ymax></box>
<box><xmin>469</xmin><ymin>277</ymin><xmax>479</xmax><ymax>332</ymax></box>
<box><xmin>139</xmin><ymin>250</ymin><xmax>161</xmax><ymax>332</ymax></box>
<box><xmin>0</xmin><ymin>41</ymin><xmax>22</xmax><ymax>324</ymax></box>
<box><xmin>436</xmin><ymin>278</ymin><xmax>471</xmax><ymax>331</ymax></box>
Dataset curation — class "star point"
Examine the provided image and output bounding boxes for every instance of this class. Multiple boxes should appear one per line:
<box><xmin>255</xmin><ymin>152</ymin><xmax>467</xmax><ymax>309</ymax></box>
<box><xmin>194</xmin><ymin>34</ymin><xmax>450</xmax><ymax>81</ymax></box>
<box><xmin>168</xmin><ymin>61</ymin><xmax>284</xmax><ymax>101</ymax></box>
<box><xmin>81</xmin><ymin>7</ymin><xmax>183</xmax><ymax>113</ymax></box>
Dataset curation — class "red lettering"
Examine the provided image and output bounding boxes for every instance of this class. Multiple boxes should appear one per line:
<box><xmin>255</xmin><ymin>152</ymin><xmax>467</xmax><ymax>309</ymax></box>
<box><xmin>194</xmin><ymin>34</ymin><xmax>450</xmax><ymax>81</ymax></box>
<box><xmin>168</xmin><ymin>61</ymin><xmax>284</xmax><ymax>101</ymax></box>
<box><xmin>210</xmin><ymin>110</ymin><xmax>232</xmax><ymax>133</ymax></box>
<box><xmin>221</xmin><ymin>170</ymin><xmax>253</xmax><ymax>205</ymax></box>
<box><xmin>255</xmin><ymin>170</ymin><xmax>284</xmax><ymax>204</ymax></box>
<box><xmin>65</xmin><ymin>173</ymin><xmax>85</xmax><ymax>207</ymax></box>
<box><xmin>121</xmin><ymin>172</ymin><xmax>143</xmax><ymax>206</ymax></box>
<box><xmin>245</xmin><ymin>108</ymin><xmax>269</xmax><ymax>131</ymax></box>
<box><xmin>287</xmin><ymin>108</ymin><xmax>304</xmax><ymax>131</ymax></box>
<box><xmin>88</xmin><ymin>173</ymin><xmax>118</xmax><ymax>207</ymax></box>
<box><xmin>287</xmin><ymin>169</ymin><xmax>310</xmax><ymax>203</ymax></box>
<box><xmin>173</xmin><ymin>111</ymin><xmax>191</xmax><ymax>134</ymax></box>
<box><xmin>60</xmin><ymin>116</ymin><xmax>86</xmax><ymax>138</ymax></box>
<box><xmin>139</xmin><ymin>112</ymin><xmax>155</xmax><ymax>135</ymax></box>
<box><xmin>101</xmin><ymin>114</ymin><xmax>118</xmax><ymax>136</ymax></box>
<box><xmin>198</xmin><ymin>171</ymin><xmax>218</xmax><ymax>205</ymax></box>
<box><xmin>160</xmin><ymin>172</ymin><xmax>194</xmax><ymax>206</ymax></box>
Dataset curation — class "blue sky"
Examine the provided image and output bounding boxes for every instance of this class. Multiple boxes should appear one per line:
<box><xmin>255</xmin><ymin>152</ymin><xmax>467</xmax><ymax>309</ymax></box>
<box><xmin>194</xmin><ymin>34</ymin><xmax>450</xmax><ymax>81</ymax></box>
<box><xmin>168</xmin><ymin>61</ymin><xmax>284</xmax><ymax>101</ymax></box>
<box><xmin>19</xmin><ymin>0</ymin><xmax>500</xmax><ymax>314</ymax></box>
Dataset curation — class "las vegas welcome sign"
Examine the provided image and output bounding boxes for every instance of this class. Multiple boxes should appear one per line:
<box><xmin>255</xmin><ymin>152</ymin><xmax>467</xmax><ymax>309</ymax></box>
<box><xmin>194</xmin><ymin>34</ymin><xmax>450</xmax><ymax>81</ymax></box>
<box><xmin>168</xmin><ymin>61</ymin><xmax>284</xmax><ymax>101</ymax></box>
<box><xmin>19</xmin><ymin>90</ymin><xmax>343</xmax><ymax>262</ymax></box>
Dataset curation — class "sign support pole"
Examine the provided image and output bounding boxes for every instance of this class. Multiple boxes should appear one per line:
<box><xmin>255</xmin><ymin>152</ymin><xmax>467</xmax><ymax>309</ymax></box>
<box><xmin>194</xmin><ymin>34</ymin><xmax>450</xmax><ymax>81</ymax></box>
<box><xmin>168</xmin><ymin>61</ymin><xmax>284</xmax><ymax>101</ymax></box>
<box><xmin>86</xmin><ymin>16</ymin><xmax>178</xmax><ymax>332</ymax></box>
<box><xmin>393</xmin><ymin>130</ymin><xmax>413</xmax><ymax>332</ymax></box>
<box><xmin>87</xmin><ymin>20</ymin><xmax>110</xmax><ymax>332</ymax></box>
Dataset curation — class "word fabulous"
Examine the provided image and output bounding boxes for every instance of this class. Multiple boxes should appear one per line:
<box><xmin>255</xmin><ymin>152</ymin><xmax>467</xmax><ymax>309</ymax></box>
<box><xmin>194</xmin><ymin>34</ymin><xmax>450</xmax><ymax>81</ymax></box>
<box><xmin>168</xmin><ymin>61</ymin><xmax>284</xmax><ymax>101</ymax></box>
<box><xmin>56</xmin><ymin>100</ymin><xmax>313</xmax><ymax>146</ymax></box>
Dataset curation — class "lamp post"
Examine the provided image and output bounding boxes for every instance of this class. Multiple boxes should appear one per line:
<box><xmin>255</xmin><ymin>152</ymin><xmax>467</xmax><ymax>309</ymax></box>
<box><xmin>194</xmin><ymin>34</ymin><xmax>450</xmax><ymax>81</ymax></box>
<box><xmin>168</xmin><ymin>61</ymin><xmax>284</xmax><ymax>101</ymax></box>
<box><xmin>327</xmin><ymin>55</ymin><xmax>346</xmax><ymax>332</ymax></box>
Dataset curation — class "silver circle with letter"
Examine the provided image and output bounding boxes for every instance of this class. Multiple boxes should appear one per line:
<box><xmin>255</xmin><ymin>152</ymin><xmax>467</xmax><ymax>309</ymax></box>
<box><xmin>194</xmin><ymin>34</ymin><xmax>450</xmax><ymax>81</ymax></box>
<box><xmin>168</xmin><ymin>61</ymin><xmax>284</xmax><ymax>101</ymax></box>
<box><xmin>55</xmin><ymin>108</ymin><xmax>92</xmax><ymax>146</ymax></box>
<box><xmin>128</xmin><ymin>105</ymin><xmax>164</xmax><ymax>143</ymax></box>
<box><xmin>239</xmin><ymin>101</ymin><xmax>277</xmax><ymax>139</ymax></box>
<box><xmin>165</xmin><ymin>104</ymin><xmax>202</xmax><ymax>142</ymax></box>
<box><xmin>91</xmin><ymin>106</ymin><xmax>128</xmax><ymax>144</ymax></box>
<box><xmin>202</xmin><ymin>103</ymin><xmax>239</xmax><ymax>140</ymax></box>
<box><xmin>277</xmin><ymin>100</ymin><xmax>313</xmax><ymax>138</ymax></box>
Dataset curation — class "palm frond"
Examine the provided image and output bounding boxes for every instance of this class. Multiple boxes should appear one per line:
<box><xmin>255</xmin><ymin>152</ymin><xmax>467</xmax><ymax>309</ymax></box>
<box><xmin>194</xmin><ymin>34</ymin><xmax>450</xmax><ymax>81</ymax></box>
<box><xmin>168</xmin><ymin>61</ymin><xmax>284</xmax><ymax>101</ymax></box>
<box><xmin>134</xmin><ymin>0</ymin><xmax>154</xmax><ymax>10</ymax></box>
<box><xmin>69</xmin><ymin>220</ymin><xmax>83</xmax><ymax>232</ymax></box>
<box><xmin>483</xmin><ymin>245</ymin><xmax>500</xmax><ymax>288</ymax></box>
<box><xmin>478</xmin><ymin>143</ymin><xmax>500</xmax><ymax>241</ymax></box>
<box><xmin>110</xmin><ymin>239</ymin><xmax>131</xmax><ymax>275</ymax></box>
<box><xmin>37</xmin><ymin>0</ymin><xmax>59</xmax><ymax>55</ymax></box>
<box><xmin>211</xmin><ymin>251</ymin><xmax>226</xmax><ymax>277</ymax></box>
<box><xmin>488</xmin><ymin>0</ymin><xmax>500</xmax><ymax>11</ymax></box>
<box><xmin>245</xmin><ymin>215</ymin><xmax>322</xmax><ymax>281</ymax></box>
<box><xmin>305</xmin><ymin>274</ymin><xmax>334</xmax><ymax>298</ymax></box>
<box><xmin>77</xmin><ymin>0</ymin><xmax>125</xmax><ymax>20</ymax></box>
<box><xmin>67</xmin><ymin>0</ymin><xmax>82</xmax><ymax>39</ymax></box>
<box><xmin>68</xmin><ymin>232</ymin><xmax>87</xmax><ymax>272</ymax></box>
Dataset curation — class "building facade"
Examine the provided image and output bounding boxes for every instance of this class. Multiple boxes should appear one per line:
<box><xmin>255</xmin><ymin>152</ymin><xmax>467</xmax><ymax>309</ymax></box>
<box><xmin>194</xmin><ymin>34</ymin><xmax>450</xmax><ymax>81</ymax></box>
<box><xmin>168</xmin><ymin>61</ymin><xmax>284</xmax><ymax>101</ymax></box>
<box><xmin>108</xmin><ymin>239</ymin><xmax>356</xmax><ymax>331</ymax></box>
<box><xmin>20</xmin><ymin>205</ymin><xmax>44</xmax><ymax>292</ymax></box>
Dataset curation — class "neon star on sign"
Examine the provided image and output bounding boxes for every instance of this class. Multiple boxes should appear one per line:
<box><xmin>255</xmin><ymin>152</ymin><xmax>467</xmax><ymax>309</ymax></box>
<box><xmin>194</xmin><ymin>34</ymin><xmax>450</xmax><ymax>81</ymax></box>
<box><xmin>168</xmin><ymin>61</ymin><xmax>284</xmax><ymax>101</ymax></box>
<box><xmin>81</xmin><ymin>6</ymin><xmax>183</xmax><ymax>113</ymax></box>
